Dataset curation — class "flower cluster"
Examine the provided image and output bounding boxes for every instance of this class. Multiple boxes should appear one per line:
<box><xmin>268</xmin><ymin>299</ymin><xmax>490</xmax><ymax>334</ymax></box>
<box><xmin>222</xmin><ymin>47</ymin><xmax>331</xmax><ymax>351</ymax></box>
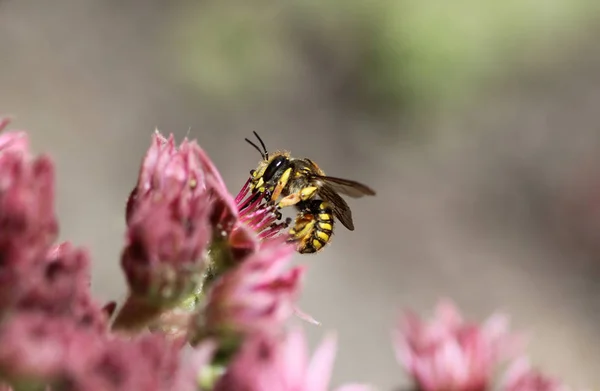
<box><xmin>0</xmin><ymin>118</ymin><xmax>371</xmax><ymax>391</ymax></box>
<box><xmin>0</xmin><ymin>119</ymin><xmax>221</xmax><ymax>391</ymax></box>
<box><xmin>0</xmin><ymin>116</ymin><xmax>583</xmax><ymax>391</ymax></box>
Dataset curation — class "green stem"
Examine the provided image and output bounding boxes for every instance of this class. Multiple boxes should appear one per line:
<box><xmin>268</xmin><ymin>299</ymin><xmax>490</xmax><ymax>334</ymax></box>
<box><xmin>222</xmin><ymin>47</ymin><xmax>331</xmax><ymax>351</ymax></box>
<box><xmin>198</xmin><ymin>364</ymin><xmax>226</xmax><ymax>391</ymax></box>
<box><xmin>201</xmin><ymin>236</ymin><xmax>235</xmax><ymax>291</ymax></box>
<box><xmin>111</xmin><ymin>295</ymin><xmax>164</xmax><ymax>333</ymax></box>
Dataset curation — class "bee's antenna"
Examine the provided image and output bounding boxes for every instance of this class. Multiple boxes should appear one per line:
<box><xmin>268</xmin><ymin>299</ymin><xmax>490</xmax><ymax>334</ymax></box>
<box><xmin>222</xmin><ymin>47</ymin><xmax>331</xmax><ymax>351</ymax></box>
<box><xmin>245</xmin><ymin>137</ymin><xmax>266</xmax><ymax>160</ymax></box>
<box><xmin>252</xmin><ymin>131</ymin><xmax>269</xmax><ymax>160</ymax></box>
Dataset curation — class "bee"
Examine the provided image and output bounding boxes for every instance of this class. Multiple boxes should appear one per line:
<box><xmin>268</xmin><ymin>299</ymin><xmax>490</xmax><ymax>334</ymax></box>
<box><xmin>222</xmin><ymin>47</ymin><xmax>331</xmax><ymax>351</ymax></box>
<box><xmin>243</xmin><ymin>131</ymin><xmax>376</xmax><ymax>254</ymax></box>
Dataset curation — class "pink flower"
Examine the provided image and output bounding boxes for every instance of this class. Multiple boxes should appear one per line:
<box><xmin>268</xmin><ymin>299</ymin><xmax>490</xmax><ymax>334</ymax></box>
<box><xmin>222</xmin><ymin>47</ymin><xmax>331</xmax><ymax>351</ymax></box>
<box><xmin>122</xmin><ymin>132</ymin><xmax>215</xmax><ymax>305</ymax></box>
<box><xmin>16</xmin><ymin>242</ymin><xmax>108</xmax><ymax>331</ymax></box>
<box><xmin>209</xmin><ymin>172</ymin><xmax>289</xmax><ymax>264</ymax></box>
<box><xmin>191</xmin><ymin>238</ymin><xmax>304</xmax><ymax>347</ymax></box>
<box><xmin>0</xmin><ymin>116</ymin><xmax>10</xmax><ymax>132</ymax></box>
<box><xmin>0</xmin><ymin>129</ymin><xmax>57</xmax><ymax>253</ymax></box>
<box><xmin>499</xmin><ymin>358</ymin><xmax>572</xmax><ymax>391</ymax></box>
<box><xmin>233</xmin><ymin>178</ymin><xmax>290</xmax><ymax>241</ymax></box>
<box><xmin>0</xmin><ymin>313</ymin><xmax>104</xmax><ymax>387</ymax></box>
<box><xmin>115</xmin><ymin>131</ymin><xmax>293</xmax><ymax>332</ymax></box>
<box><xmin>214</xmin><ymin>329</ymin><xmax>371</xmax><ymax>391</ymax></box>
<box><xmin>121</xmin><ymin>131</ymin><xmax>289</xmax><ymax>305</ymax></box>
<box><xmin>0</xmin><ymin>313</ymin><xmax>215</xmax><ymax>391</ymax></box>
<box><xmin>0</xmin><ymin>126</ymin><xmax>58</xmax><ymax>314</ymax></box>
<box><xmin>69</xmin><ymin>334</ymin><xmax>215</xmax><ymax>391</ymax></box>
<box><xmin>394</xmin><ymin>299</ymin><xmax>522</xmax><ymax>391</ymax></box>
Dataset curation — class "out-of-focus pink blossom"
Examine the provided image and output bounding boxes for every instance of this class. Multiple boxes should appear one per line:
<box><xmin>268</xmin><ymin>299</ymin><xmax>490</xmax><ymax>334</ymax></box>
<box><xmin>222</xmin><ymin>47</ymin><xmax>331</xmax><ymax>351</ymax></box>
<box><xmin>16</xmin><ymin>242</ymin><xmax>108</xmax><ymax>331</ymax></box>
<box><xmin>500</xmin><ymin>358</ymin><xmax>572</xmax><ymax>391</ymax></box>
<box><xmin>0</xmin><ymin>312</ymin><xmax>215</xmax><ymax>391</ymax></box>
<box><xmin>0</xmin><ymin>313</ymin><xmax>103</xmax><ymax>387</ymax></box>
<box><xmin>394</xmin><ymin>299</ymin><xmax>522</xmax><ymax>391</ymax></box>
<box><xmin>0</xmin><ymin>125</ymin><xmax>58</xmax><ymax>314</ymax></box>
<box><xmin>0</xmin><ymin>130</ymin><xmax>57</xmax><ymax>253</ymax></box>
<box><xmin>0</xmin><ymin>127</ymin><xmax>28</xmax><ymax>155</ymax></box>
<box><xmin>0</xmin><ymin>116</ymin><xmax>10</xmax><ymax>131</ymax></box>
<box><xmin>191</xmin><ymin>238</ymin><xmax>303</xmax><ymax>346</ymax></box>
<box><xmin>214</xmin><ymin>329</ymin><xmax>371</xmax><ymax>391</ymax></box>
<box><xmin>70</xmin><ymin>334</ymin><xmax>214</xmax><ymax>391</ymax></box>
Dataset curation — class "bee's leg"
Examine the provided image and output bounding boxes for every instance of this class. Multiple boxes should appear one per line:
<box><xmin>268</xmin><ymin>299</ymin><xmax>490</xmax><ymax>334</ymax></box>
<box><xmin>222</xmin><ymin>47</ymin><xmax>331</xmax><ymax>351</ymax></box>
<box><xmin>277</xmin><ymin>186</ymin><xmax>318</xmax><ymax>208</ymax></box>
<box><xmin>270</xmin><ymin>167</ymin><xmax>293</xmax><ymax>202</ymax></box>
<box><xmin>287</xmin><ymin>212</ymin><xmax>315</xmax><ymax>244</ymax></box>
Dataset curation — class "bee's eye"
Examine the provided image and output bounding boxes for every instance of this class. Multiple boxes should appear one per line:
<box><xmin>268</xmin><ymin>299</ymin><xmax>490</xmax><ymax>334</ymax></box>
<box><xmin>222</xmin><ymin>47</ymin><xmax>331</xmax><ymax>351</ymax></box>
<box><xmin>263</xmin><ymin>156</ymin><xmax>286</xmax><ymax>181</ymax></box>
<box><xmin>250</xmin><ymin>169</ymin><xmax>256</xmax><ymax>177</ymax></box>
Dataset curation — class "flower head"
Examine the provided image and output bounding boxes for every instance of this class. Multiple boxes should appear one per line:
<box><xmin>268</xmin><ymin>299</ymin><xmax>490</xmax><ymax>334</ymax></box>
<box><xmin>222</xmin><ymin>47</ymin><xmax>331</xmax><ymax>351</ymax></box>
<box><xmin>394</xmin><ymin>299</ymin><xmax>522</xmax><ymax>391</ymax></box>
<box><xmin>191</xmin><ymin>238</ymin><xmax>304</xmax><ymax>350</ymax></box>
<box><xmin>207</xmin><ymin>175</ymin><xmax>290</xmax><ymax>270</ymax></box>
<box><xmin>234</xmin><ymin>178</ymin><xmax>290</xmax><ymax>241</ymax></box>
<box><xmin>122</xmin><ymin>131</ymin><xmax>290</xmax><ymax>305</ymax></box>
<box><xmin>115</xmin><ymin>131</ymin><xmax>294</xmax><ymax>333</ymax></box>
<box><xmin>0</xmin><ymin>128</ymin><xmax>58</xmax><ymax>314</ymax></box>
<box><xmin>499</xmin><ymin>358</ymin><xmax>572</xmax><ymax>391</ymax></box>
<box><xmin>122</xmin><ymin>132</ymin><xmax>215</xmax><ymax>306</ymax></box>
<box><xmin>214</xmin><ymin>329</ymin><xmax>370</xmax><ymax>391</ymax></box>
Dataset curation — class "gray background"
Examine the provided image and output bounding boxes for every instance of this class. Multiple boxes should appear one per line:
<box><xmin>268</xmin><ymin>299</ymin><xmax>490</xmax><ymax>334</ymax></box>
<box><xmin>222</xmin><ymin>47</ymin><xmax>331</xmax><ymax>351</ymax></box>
<box><xmin>1</xmin><ymin>1</ymin><xmax>600</xmax><ymax>389</ymax></box>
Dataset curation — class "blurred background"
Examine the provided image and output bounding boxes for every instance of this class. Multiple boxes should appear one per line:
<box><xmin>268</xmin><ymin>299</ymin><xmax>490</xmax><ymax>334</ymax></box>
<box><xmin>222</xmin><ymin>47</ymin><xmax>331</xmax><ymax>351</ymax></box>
<box><xmin>2</xmin><ymin>0</ymin><xmax>600</xmax><ymax>389</ymax></box>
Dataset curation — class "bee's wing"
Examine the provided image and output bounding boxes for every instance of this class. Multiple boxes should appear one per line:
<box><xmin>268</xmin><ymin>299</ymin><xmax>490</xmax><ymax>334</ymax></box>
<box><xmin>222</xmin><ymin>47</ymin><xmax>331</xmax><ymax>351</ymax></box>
<box><xmin>317</xmin><ymin>184</ymin><xmax>355</xmax><ymax>231</ymax></box>
<box><xmin>312</xmin><ymin>175</ymin><xmax>376</xmax><ymax>198</ymax></box>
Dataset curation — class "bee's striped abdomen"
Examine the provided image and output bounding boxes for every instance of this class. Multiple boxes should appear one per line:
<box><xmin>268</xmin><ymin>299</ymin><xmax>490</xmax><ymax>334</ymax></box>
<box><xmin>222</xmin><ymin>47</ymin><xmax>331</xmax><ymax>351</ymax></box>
<box><xmin>290</xmin><ymin>200</ymin><xmax>334</xmax><ymax>254</ymax></box>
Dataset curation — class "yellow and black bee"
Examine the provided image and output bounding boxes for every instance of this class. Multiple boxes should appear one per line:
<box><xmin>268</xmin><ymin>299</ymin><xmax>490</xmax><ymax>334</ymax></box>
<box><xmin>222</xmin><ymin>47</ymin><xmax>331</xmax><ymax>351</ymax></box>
<box><xmin>243</xmin><ymin>131</ymin><xmax>376</xmax><ymax>254</ymax></box>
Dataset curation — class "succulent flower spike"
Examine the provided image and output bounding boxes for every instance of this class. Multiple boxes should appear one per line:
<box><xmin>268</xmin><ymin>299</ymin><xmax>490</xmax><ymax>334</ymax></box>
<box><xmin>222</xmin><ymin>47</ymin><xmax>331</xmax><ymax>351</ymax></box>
<box><xmin>115</xmin><ymin>131</ymin><xmax>291</xmax><ymax>332</ymax></box>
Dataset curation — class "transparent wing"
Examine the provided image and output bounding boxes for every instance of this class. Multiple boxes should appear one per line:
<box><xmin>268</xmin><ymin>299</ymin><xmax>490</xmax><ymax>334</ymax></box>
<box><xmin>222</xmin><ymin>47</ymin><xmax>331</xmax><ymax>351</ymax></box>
<box><xmin>312</xmin><ymin>175</ymin><xmax>376</xmax><ymax>198</ymax></box>
<box><xmin>318</xmin><ymin>184</ymin><xmax>355</xmax><ymax>231</ymax></box>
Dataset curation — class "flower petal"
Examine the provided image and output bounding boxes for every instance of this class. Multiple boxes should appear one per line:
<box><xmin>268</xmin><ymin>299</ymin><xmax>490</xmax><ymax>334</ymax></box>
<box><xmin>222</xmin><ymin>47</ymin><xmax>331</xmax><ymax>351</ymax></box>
<box><xmin>306</xmin><ymin>332</ymin><xmax>338</xmax><ymax>391</ymax></box>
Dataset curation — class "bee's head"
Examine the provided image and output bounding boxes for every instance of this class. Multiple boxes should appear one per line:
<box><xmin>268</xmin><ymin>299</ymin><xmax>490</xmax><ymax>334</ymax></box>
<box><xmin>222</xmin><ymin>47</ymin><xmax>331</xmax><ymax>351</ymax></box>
<box><xmin>249</xmin><ymin>153</ymin><xmax>290</xmax><ymax>195</ymax></box>
<box><xmin>244</xmin><ymin>132</ymin><xmax>290</xmax><ymax>195</ymax></box>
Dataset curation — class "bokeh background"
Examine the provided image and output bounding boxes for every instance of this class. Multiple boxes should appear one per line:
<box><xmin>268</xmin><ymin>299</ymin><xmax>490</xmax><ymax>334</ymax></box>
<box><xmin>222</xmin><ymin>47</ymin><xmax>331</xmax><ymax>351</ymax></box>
<box><xmin>2</xmin><ymin>0</ymin><xmax>600</xmax><ymax>389</ymax></box>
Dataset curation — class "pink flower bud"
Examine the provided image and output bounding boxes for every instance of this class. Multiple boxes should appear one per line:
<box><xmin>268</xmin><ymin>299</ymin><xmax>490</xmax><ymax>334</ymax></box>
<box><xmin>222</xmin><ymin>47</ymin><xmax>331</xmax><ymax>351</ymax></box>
<box><xmin>122</xmin><ymin>132</ymin><xmax>214</xmax><ymax>305</ymax></box>
<box><xmin>191</xmin><ymin>239</ymin><xmax>304</xmax><ymax>346</ymax></box>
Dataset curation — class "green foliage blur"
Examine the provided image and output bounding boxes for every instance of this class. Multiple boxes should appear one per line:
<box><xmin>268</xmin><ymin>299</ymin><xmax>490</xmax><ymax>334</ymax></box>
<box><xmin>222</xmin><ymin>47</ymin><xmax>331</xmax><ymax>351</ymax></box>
<box><xmin>167</xmin><ymin>0</ymin><xmax>599</xmax><ymax>118</ymax></box>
